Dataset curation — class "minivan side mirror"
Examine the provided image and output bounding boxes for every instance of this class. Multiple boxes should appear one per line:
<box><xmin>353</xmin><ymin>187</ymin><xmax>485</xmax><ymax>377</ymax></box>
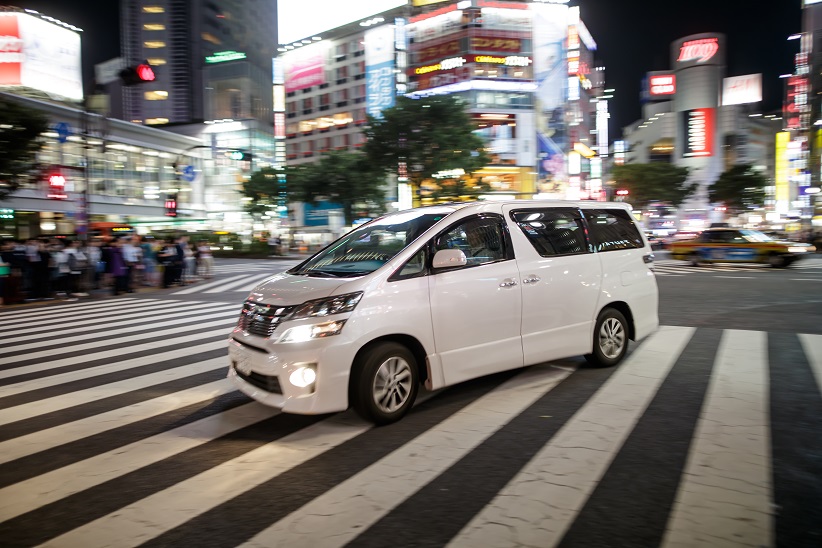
<box><xmin>432</xmin><ymin>249</ymin><xmax>467</xmax><ymax>269</ymax></box>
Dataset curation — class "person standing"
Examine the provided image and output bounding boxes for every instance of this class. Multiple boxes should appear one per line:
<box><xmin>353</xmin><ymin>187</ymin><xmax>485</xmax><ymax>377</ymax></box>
<box><xmin>108</xmin><ymin>239</ymin><xmax>128</xmax><ymax>295</ymax></box>
<box><xmin>158</xmin><ymin>238</ymin><xmax>178</xmax><ymax>288</ymax></box>
<box><xmin>140</xmin><ymin>236</ymin><xmax>158</xmax><ymax>286</ymax></box>
<box><xmin>197</xmin><ymin>240</ymin><xmax>213</xmax><ymax>279</ymax></box>
<box><xmin>65</xmin><ymin>240</ymin><xmax>89</xmax><ymax>297</ymax></box>
<box><xmin>121</xmin><ymin>236</ymin><xmax>140</xmax><ymax>292</ymax></box>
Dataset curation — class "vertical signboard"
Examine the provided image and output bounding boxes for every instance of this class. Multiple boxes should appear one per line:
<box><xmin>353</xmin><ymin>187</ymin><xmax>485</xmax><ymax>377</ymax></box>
<box><xmin>774</xmin><ymin>131</ymin><xmax>790</xmax><ymax>211</ymax></box>
<box><xmin>532</xmin><ymin>3</ymin><xmax>569</xmax><ymax>189</ymax></box>
<box><xmin>365</xmin><ymin>24</ymin><xmax>396</xmax><ymax>118</ymax></box>
<box><xmin>682</xmin><ymin>108</ymin><xmax>715</xmax><ymax>158</ymax></box>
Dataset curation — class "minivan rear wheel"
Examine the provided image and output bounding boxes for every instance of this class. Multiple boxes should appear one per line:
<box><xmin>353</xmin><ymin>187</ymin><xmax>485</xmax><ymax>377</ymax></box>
<box><xmin>351</xmin><ymin>342</ymin><xmax>419</xmax><ymax>425</ymax></box>
<box><xmin>585</xmin><ymin>308</ymin><xmax>629</xmax><ymax>368</ymax></box>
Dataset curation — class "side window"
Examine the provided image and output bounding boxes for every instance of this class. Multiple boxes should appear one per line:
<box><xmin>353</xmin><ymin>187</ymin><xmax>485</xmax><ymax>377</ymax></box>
<box><xmin>584</xmin><ymin>209</ymin><xmax>644</xmax><ymax>252</ymax></box>
<box><xmin>393</xmin><ymin>248</ymin><xmax>427</xmax><ymax>280</ymax></box>
<box><xmin>435</xmin><ymin>218</ymin><xmax>506</xmax><ymax>266</ymax></box>
<box><xmin>511</xmin><ymin>208</ymin><xmax>588</xmax><ymax>256</ymax></box>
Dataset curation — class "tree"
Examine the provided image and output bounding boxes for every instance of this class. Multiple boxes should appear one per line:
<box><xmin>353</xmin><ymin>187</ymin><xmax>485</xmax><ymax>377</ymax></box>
<box><xmin>241</xmin><ymin>166</ymin><xmax>286</xmax><ymax>217</ymax></box>
<box><xmin>361</xmin><ymin>95</ymin><xmax>489</xmax><ymax>201</ymax></box>
<box><xmin>286</xmin><ymin>151</ymin><xmax>386</xmax><ymax>225</ymax></box>
<box><xmin>610</xmin><ymin>163</ymin><xmax>696</xmax><ymax>210</ymax></box>
<box><xmin>0</xmin><ymin>97</ymin><xmax>49</xmax><ymax>201</ymax></box>
<box><xmin>708</xmin><ymin>164</ymin><xmax>767</xmax><ymax>214</ymax></box>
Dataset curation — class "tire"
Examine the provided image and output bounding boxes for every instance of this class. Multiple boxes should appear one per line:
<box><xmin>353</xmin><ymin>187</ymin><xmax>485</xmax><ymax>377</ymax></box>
<box><xmin>689</xmin><ymin>252</ymin><xmax>700</xmax><ymax>266</ymax></box>
<box><xmin>351</xmin><ymin>342</ymin><xmax>419</xmax><ymax>425</ymax></box>
<box><xmin>768</xmin><ymin>253</ymin><xmax>786</xmax><ymax>268</ymax></box>
<box><xmin>585</xmin><ymin>308</ymin><xmax>629</xmax><ymax>368</ymax></box>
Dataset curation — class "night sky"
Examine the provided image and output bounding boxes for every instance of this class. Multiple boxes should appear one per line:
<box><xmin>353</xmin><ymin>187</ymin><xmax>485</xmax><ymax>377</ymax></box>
<box><xmin>21</xmin><ymin>0</ymin><xmax>800</xmax><ymax>136</ymax></box>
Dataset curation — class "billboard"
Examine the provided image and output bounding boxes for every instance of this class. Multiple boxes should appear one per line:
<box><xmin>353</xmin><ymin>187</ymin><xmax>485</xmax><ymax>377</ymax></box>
<box><xmin>0</xmin><ymin>12</ymin><xmax>82</xmax><ymax>101</ymax></box>
<box><xmin>278</xmin><ymin>0</ymin><xmax>405</xmax><ymax>45</ymax></box>
<box><xmin>722</xmin><ymin>74</ymin><xmax>762</xmax><ymax>106</ymax></box>
<box><xmin>283</xmin><ymin>43</ymin><xmax>326</xmax><ymax>93</ymax></box>
<box><xmin>365</xmin><ymin>25</ymin><xmax>396</xmax><ymax>118</ymax></box>
<box><xmin>682</xmin><ymin>108</ymin><xmax>715</xmax><ymax>158</ymax></box>
<box><xmin>774</xmin><ymin>132</ymin><xmax>789</xmax><ymax>209</ymax></box>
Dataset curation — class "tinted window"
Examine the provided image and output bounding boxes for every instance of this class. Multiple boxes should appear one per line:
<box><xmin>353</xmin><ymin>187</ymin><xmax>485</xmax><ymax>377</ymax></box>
<box><xmin>584</xmin><ymin>209</ymin><xmax>644</xmax><ymax>251</ymax></box>
<box><xmin>435</xmin><ymin>217</ymin><xmax>506</xmax><ymax>266</ymax></box>
<box><xmin>511</xmin><ymin>208</ymin><xmax>588</xmax><ymax>256</ymax></box>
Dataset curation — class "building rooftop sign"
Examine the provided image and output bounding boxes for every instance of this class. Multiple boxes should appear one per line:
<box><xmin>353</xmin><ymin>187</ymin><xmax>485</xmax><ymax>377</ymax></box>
<box><xmin>206</xmin><ymin>51</ymin><xmax>247</xmax><ymax>63</ymax></box>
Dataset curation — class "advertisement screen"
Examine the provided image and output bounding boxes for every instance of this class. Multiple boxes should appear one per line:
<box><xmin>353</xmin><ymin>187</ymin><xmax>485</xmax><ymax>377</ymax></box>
<box><xmin>682</xmin><ymin>108</ymin><xmax>715</xmax><ymax>158</ymax></box>
<box><xmin>283</xmin><ymin>43</ymin><xmax>327</xmax><ymax>93</ymax></box>
<box><xmin>722</xmin><ymin>74</ymin><xmax>762</xmax><ymax>106</ymax></box>
<box><xmin>278</xmin><ymin>0</ymin><xmax>405</xmax><ymax>45</ymax></box>
<box><xmin>0</xmin><ymin>13</ymin><xmax>82</xmax><ymax>101</ymax></box>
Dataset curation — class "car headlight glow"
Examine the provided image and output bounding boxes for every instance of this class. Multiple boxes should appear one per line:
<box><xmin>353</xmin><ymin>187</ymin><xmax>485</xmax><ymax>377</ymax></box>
<box><xmin>289</xmin><ymin>366</ymin><xmax>316</xmax><ymax>388</ymax></box>
<box><xmin>289</xmin><ymin>292</ymin><xmax>363</xmax><ymax>320</ymax></box>
<box><xmin>788</xmin><ymin>246</ymin><xmax>808</xmax><ymax>253</ymax></box>
<box><xmin>277</xmin><ymin>320</ymin><xmax>347</xmax><ymax>343</ymax></box>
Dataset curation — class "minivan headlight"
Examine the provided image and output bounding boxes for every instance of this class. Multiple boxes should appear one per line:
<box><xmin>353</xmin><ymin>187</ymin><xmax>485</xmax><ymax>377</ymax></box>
<box><xmin>289</xmin><ymin>292</ymin><xmax>363</xmax><ymax>320</ymax></box>
<box><xmin>278</xmin><ymin>320</ymin><xmax>347</xmax><ymax>343</ymax></box>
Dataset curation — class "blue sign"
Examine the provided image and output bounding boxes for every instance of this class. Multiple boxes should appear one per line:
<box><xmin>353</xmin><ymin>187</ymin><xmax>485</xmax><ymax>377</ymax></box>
<box><xmin>181</xmin><ymin>165</ymin><xmax>196</xmax><ymax>182</ymax></box>
<box><xmin>364</xmin><ymin>25</ymin><xmax>396</xmax><ymax>119</ymax></box>
<box><xmin>54</xmin><ymin>122</ymin><xmax>71</xmax><ymax>143</ymax></box>
<box><xmin>304</xmin><ymin>201</ymin><xmax>343</xmax><ymax>227</ymax></box>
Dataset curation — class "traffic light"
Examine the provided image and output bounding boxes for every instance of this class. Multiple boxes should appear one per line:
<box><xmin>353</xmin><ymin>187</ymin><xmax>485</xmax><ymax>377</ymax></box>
<box><xmin>47</xmin><ymin>174</ymin><xmax>68</xmax><ymax>200</ymax></box>
<box><xmin>224</xmin><ymin>149</ymin><xmax>252</xmax><ymax>161</ymax></box>
<box><xmin>119</xmin><ymin>63</ymin><xmax>156</xmax><ymax>86</ymax></box>
<box><xmin>164</xmin><ymin>194</ymin><xmax>178</xmax><ymax>217</ymax></box>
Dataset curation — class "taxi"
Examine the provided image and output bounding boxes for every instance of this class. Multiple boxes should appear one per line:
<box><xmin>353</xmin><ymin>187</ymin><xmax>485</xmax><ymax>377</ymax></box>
<box><xmin>670</xmin><ymin>228</ymin><xmax>816</xmax><ymax>267</ymax></box>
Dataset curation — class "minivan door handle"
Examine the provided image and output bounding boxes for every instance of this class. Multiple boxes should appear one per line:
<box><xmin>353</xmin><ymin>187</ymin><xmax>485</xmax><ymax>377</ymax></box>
<box><xmin>643</xmin><ymin>253</ymin><xmax>655</xmax><ymax>264</ymax></box>
<box><xmin>522</xmin><ymin>275</ymin><xmax>541</xmax><ymax>285</ymax></box>
<box><xmin>499</xmin><ymin>279</ymin><xmax>518</xmax><ymax>288</ymax></box>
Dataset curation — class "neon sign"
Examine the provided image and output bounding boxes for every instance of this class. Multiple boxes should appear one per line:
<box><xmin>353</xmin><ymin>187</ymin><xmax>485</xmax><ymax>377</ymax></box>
<box><xmin>677</xmin><ymin>38</ymin><xmax>719</xmax><ymax>64</ymax></box>
<box><xmin>649</xmin><ymin>74</ymin><xmax>676</xmax><ymax>95</ymax></box>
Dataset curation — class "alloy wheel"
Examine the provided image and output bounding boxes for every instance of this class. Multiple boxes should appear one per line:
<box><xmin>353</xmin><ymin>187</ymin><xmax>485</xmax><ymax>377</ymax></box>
<box><xmin>372</xmin><ymin>356</ymin><xmax>413</xmax><ymax>414</ymax></box>
<box><xmin>598</xmin><ymin>317</ymin><xmax>626</xmax><ymax>359</ymax></box>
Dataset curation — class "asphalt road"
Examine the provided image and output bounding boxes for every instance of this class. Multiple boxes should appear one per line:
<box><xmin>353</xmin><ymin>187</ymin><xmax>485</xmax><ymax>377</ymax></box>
<box><xmin>0</xmin><ymin>255</ymin><xmax>820</xmax><ymax>547</ymax></box>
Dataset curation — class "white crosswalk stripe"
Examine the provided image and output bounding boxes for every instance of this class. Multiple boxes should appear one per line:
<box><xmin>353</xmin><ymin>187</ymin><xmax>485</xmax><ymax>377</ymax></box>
<box><xmin>203</xmin><ymin>273</ymin><xmax>275</xmax><ymax>293</ymax></box>
<box><xmin>0</xmin><ymin>299</ymin><xmax>820</xmax><ymax>548</ymax></box>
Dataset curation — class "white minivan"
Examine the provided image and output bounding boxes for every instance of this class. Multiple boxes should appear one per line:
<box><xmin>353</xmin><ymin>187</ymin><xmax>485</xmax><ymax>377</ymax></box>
<box><xmin>228</xmin><ymin>201</ymin><xmax>659</xmax><ymax>424</ymax></box>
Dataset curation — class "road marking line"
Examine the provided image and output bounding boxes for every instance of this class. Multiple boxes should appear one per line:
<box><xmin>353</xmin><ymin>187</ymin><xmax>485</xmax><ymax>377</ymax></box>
<box><xmin>43</xmin><ymin>414</ymin><xmax>371</xmax><ymax>548</ymax></box>
<box><xmin>798</xmin><ymin>334</ymin><xmax>822</xmax><ymax>397</ymax></box>
<box><xmin>0</xmin><ymin>402</ymin><xmax>279</xmax><ymax>522</ymax></box>
<box><xmin>449</xmin><ymin>326</ymin><xmax>695</xmax><ymax>548</ymax></box>
<box><xmin>172</xmin><ymin>274</ymin><xmax>249</xmax><ymax>295</ymax></box>
<box><xmin>712</xmin><ymin>276</ymin><xmax>754</xmax><ymax>279</ymax></box>
<box><xmin>0</xmin><ymin>358</ymin><xmax>227</xmax><ymax>426</ymax></box>
<box><xmin>242</xmin><ymin>364</ymin><xmax>575</xmax><ymax>548</ymax></box>
<box><xmin>204</xmin><ymin>273</ymin><xmax>275</xmax><ymax>293</ymax></box>
<box><xmin>0</xmin><ymin>380</ymin><xmax>234</xmax><ymax>465</ymax></box>
<box><xmin>662</xmin><ymin>330</ymin><xmax>772</xmax><ymax>548</ymax></box>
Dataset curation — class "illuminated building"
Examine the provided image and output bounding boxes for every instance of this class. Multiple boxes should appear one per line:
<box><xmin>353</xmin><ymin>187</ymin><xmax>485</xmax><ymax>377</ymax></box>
<box><xmin>406</xmin><ymin>0</ymin><xmax>609</xmax><ymax>201</ymax></box>
<box><xmin>278</xmin><ymin>0</ymin><xmax>611</xmax><ymax>208</ymax></box>
<box><xmin>623</xmin><ymin>33</ymin><xmax>784</xmax><ymax>227</ymax></box>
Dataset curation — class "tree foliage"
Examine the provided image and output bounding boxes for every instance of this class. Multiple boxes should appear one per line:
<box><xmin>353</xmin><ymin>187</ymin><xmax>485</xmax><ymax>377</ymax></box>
<box><xmin>708</xmin><ymin>164</ymin><xmax>768</xmax><ymax>213</ymax></box>
<box><xmin>610</xmin><ymin>163</ymin><xmax>696</xmax><ymax>210</ymax></box>
<box><xmin>241</xmin><ymin>166</ymin><xmax>286</xmax><ymax>217</ymax></box>
<box><xmin>361</xmin><ymin>95</ymin><xmax>489</xmax><ymax>190</ymax></box>
<box><xmin>285</xmin><ymin>151</ymin><xmax>386</xmax><ymax>225</ymax></box>
<box><xmin>0</xmin><ymin>97</ymin><xmax>49</xmax><ymax>200</ymax></box>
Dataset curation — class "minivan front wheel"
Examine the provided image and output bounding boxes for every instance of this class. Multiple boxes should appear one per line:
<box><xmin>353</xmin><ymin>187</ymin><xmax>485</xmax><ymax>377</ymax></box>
<box><xmin>585</xmin><ymin>308</ymin><xmax>629</xmax><ymax>368</ymax></box>
<box><xmin>351</xmin><ymin>342</ymin><xmax>419</xmax><ymax>425</ymax></box>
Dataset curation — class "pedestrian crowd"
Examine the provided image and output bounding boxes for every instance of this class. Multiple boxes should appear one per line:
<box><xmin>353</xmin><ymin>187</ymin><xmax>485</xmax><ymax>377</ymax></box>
<box><xmin>0</xmin><ymin>234</ymin><xmax>215</xmax><ymax>305</ymax></box>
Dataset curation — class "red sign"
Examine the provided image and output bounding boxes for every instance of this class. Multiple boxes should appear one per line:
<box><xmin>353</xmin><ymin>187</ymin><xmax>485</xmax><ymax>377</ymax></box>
<box><xmin>136</xmin><ymin>64</ymin><xmax>155</xmax><ymax>82</ymax></box>
<box><xmin>682</xmin><ymin>108</ymin><xmax>715</xmax><ymax>158</ymax></box>
<box><xmin>677</xmin><ymin>38</ymin><xmax>719</xmax><ymax>64</ymax></box>
<box><xmin>0</xmin><ymin>14</ymin><xmax>23</xmax><ymax>85</ymax></box>
<box><xmin>649</xmin><ymin>74</ymin><xmax>676</xmax><ymax>96</ymax></box>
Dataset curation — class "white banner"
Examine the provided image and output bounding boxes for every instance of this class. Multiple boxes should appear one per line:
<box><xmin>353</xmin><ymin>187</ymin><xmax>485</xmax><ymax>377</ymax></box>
<box><xmin>722</xmin><ymin>74</ymin><xmax>762</xmax><ymax>106</ymax></box>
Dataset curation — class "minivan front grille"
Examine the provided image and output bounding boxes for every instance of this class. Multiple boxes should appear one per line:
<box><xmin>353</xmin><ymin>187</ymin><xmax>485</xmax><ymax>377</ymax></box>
<box><xmin>238</xmin><ymin>302</ymin><xmax>295</xmax><ymax>338</ymax></box>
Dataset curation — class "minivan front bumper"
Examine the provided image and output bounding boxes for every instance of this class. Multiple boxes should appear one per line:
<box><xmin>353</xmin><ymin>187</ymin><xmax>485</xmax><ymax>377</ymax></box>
<box><xmin>227</xmin><ymin>334</ymin><xmax>354</xmax><ymax>415</ymax></box>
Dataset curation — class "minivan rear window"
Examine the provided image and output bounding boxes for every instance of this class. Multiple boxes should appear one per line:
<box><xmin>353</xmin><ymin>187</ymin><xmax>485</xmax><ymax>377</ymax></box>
<box><xmin>511</xmin><ymin>208</ymin><xmax>588</xmax><ymax>256</ymax></box>
<box><xmin>584</xmin><ymin>209</ymin><xmax>644</xmax><ymax>251</ymax></box>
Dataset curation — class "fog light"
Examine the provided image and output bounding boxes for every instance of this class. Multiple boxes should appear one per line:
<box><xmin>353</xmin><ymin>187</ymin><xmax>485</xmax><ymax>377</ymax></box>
<box><xmin>289</xmin><ymin>366</ymin><xmax>316</xmax><ymax>388</ymax></box>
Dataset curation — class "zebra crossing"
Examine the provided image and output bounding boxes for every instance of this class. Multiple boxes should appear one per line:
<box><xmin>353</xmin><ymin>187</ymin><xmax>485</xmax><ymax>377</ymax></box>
<box><xmin>652</xmin><ymin>257</ymin><xmax>822</xmax><ymax>276</ymax></box>
<box><xmin>172</xmin><ymin>261</ymin><xmax>301</xmax><ymax>296</ymax></box>
<box><xmin>0</xmin><ymin>298</ymin><xmax>821</xmax><ymax>547</ymax></box>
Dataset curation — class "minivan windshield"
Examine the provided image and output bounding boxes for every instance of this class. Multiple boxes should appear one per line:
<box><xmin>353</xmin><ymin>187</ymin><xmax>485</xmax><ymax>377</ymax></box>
<box><xmin>288</xmin><ymin>207</ymin><xmax>456</xmax><ymax>278</ymax></box>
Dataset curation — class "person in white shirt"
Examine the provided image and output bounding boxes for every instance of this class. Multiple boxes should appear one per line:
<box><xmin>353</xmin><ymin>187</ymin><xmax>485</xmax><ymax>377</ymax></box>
<box><xmin>120</xmin><ymin>236</ymin><xmax>141</xmax><ymax>292</ymax></box>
